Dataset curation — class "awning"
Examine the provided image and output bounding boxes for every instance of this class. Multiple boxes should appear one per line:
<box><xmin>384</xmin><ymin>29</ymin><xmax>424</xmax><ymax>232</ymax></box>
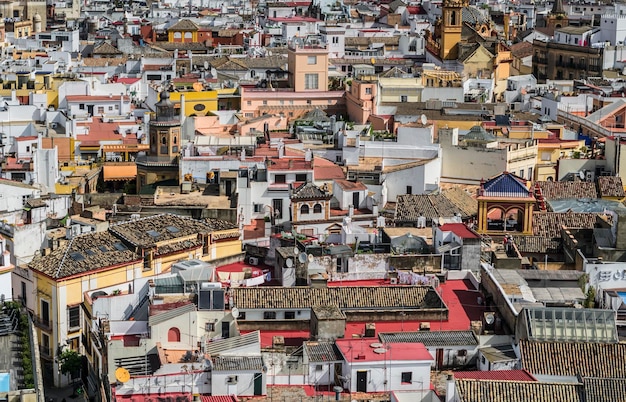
<box><xmin>103</xmin><ymin>165</ymin><xmax>137</xmax><ymax>181</ymax></box>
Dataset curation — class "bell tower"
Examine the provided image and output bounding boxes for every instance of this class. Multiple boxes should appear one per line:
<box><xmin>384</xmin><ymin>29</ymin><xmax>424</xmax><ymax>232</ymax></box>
<box><xmin>149</xmin><ymin>90</ymin><xmax>180</xmax><ymax>161</ymax></box>
<box><xmin>441</xmin><ymin>0</ymin><xmax>466</xmax><ymax>60</ymax></box>
<box><xmin>136</xmin><ymin>89</ymin><xmax>181</xmax><ymax>193</ymax></box>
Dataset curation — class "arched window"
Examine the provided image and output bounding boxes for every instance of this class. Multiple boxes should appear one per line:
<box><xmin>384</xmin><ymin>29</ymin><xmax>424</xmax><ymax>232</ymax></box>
<box><xmin>300</xmin><ymin>205</ymin><xmax>310</xmax><ymax>214</ymax></box>
<box><xmin>161</xmin><ymin>136</ymin><xmax>167</xmax><ymax>145</ymax></box>
<box><xmin>173</xmin><ymin>136</ymin><xmax>177</xmax><ymax>145</ymax></box>
<box><xmin>167</xmin><ymin>327</ymin><xmax>180</xmax><ymax>342</ymax></box>
<box><xmin>450</xmin><ymin>10</ymin><xmax>457</xmax><ymax>25</ymax></box>
<box><xmin>313</xmin><ymin>203</ymin><xmax>322</xmax><ymax>213</ymax></box>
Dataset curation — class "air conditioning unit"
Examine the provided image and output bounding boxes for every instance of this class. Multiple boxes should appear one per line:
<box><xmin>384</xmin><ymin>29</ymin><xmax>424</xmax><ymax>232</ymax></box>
<box><xmin>226</xmin><ymin>375</ymin><xmax>238</xmax><ymax>384</ymax></box>
<box><xmin>50</xmin><ymin>122</ymin><xmax>58</xmax><ymax>129</ymax></box>
<box><xmin>390</xmin><ymin>277</ymin><xmax>398</xmax><ymax>285</ymax></box>
<box><xmin>248</xmin><ymin>257</ymin><xmax>259</xmax><ymax>265</ymax></box>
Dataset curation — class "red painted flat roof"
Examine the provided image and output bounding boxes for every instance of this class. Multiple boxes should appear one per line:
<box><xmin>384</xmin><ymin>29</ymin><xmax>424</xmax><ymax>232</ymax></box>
<box><xmin>439</xmin><ymin>223</ymin><xmax>480</xmax><ymax>239</ymax></box>
<box><xmin>246</xmin><ymin>279</ymin><xmax>485</xmax><ymax>347</ymax></box>
<box><xmin>454</xmin><ymin>370</ymin><xmax>537</xmax><ymax>381</ymax></box>
<box><xmin>336</xmin><ymin>340</ymin><xmax>433</xmax><ymax>362</ymax></box>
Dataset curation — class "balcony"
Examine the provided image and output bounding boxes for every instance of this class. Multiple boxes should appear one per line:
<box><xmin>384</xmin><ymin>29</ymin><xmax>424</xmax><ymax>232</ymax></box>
<box><xmin>32</xmin><ymin>315</ymin><xmax>51</xmax><ymax>331</ymax></box>
<box><xmin>39</xmin><ymin>345</ymin><xmax>52</xmax><ymax>358</ymax></box>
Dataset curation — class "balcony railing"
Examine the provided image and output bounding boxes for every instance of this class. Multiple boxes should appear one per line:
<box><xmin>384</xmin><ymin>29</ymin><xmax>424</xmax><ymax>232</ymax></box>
<box><xmin>39</xmin><ymin>345</ymin><xmax>51</xmax><ymax>358</ymax></box>
<box><xmin>32</xmin><ymin>315</ymin><xmax>51</xmax><ymax>331</ymax></box>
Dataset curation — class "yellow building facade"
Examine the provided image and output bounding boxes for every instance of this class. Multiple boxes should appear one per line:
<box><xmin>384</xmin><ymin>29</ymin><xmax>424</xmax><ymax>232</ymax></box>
<box><xmin>26</xmin><ymin>215</ymin><xmax>242</xmax><ymax>388</ymax></box>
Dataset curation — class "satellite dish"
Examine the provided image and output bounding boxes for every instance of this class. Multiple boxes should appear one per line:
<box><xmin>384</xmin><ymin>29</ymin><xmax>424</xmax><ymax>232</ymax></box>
<box><xmin>192</xmin><ymin>82</ymin><xmax>203</xmax><ymax>91</ymax></box>
<box><xmin>286</xmin><ymin>258</ymin><xmax>293</xmax><ymax>268</ymax></box>
<box><xmin>370</xmin><ymin>57</ymin><xmax>376</xmax><ymax>65</ymax></box>
<box><xmin>308</xmin><ymin>254</ymin><xmax>314</xmax><ymax>262</ymax></box>
<box><xmin>232</xmin><ymin>307</ymin><xmax>240</xmax><ymax>319</ymax></box>
<box><xmin>115</xmin><ymin>367</ymin><xmax>131</xmax><ymax>383</ymax></box>
<box><xmin>373</xmin><ymin>348</ymin><xmax>387</xmax><ymax>354</ymax></box>
<box><xmin>485</xmin><ymin>312</ymin><xmax>495</xmax><ymax>325</ymax></box>
<box><xmin>420</xmin><ymin>114</ymin><xmax>427</xmax><ymax>125</ymax></box>
<box><xmin>298</xmin><ymin>253</ymin><xmax>307</xmax><ymax>264</ymax></box>
<box><xmin>203</xmin><ymin>61</ymin><xmax>209</xmax><ymax>69</ymax></box>
<box><xmin>293</xmin><ymin>246</ymin><xmax>299</xmax><ymax>256</ymax></box>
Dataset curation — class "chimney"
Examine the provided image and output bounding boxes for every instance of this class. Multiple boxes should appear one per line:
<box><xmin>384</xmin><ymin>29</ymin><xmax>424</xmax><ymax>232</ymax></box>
<box><xmin>180</xmin><ymin>94</ymin><xmax>185</xmax><ymax>124</ymax></box>
<box><xmin>445</xmin><ymin>374</ymin><xmax>456</xmax><ymax>402</ymax></box>
<box><xmin>372</xmin><ymin>204</ymin><xmax>379</xmax><ymax>216</ymax></box>
<box><xmin>349</xmin><ymin>204</ymin><xmax>354</xmax><ymax>217</ymax></box>
<box><xmin>241</xmin><ymin>148</ymin><xmax>246</xmax><ymax>161</ymax></box>
<box><xmin>278</xmin><ymin>139</ymin><xmax>284</xmax><ymax>158</ymax></box>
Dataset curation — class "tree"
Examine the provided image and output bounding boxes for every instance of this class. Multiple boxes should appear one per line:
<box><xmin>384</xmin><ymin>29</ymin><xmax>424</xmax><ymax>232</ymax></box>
<box><xmin>59</xmin><ymin>350</ymin><xmax>82</xmax><ymax>379</ymax></box>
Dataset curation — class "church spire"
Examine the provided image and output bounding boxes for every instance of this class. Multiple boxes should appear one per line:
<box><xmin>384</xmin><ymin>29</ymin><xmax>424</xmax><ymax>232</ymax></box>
<box><xmin>551</xmin><ymin>0</ymin><xmax>565</xmax><ymax>15</ymax></box>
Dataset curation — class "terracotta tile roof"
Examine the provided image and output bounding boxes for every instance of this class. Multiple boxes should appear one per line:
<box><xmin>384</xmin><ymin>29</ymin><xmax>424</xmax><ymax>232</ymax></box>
<box><xmin>109</xmin><ymin>214</ymin><xmax>213</xmax><ymax>248</ymax></box>
<box><xmin>519</xmin><ymin>341</ymin><xmax>626</xmax><ymax>378</ymax></box>
<box><xmin>231</xmin><ymin>286</ymin><xmax>439</xmax><ymax>310</ymax></box>
<box><xmin>511</xmin><ymin>235</ymin><xmax>562</xmax><ymax>254</ymax></box>
<box><xmin>536</xmin><ymin>181</ymin><xmax>598</xmax><ymax>200</ymax></box>
<box><xmin>583</xmin><ymin>377</ymin><xmax>626</xmax><ymax>402</ymax></box>
<box><xmin>28</xmin><ymin>231</ymin><xmax>141</xmax><ymax>279</ymax></box>
<box><xmin>597</xmin><ymin>176</ymin><xmax>625</xmax><ymax>198</ymax></box>
<box><xmin>168</xmin><ymin>19</ymin><xmax>199</xmax><ymax>31</ymax></box>
<box><xmin>334</xmin><ymin>179</ymin><xmax>367</xmax><ymax>191</ymax></box>
<box><xmin>510</xmin><ymin>41</ymin><xmax>533</xmax><ymax>58</ymax></box>
<box><xmin>394</xmin><ymin>192</ymin><xmax>474</xmax><ymax>222</ymax></box>
<box><xmin>201</xmin><ymin>218</ymin><xmax>238</xmax><ymax>231</ymax></box>
<box><xmin>291</xmin><ymin>182</ymin><xmax>331</xmax><ymax>200</ymax></box>
<box><xmin>93</xmin><ymin>42</ymin><xmax>122</xmax><ymax>55</ymax></box>
<box><xmin>378</xmin><ymin>330</ymin><xmax>478</xmax><ymax>346</ymax></box>
<box><xmin>531</xmin><ymin>212</ymin><xmax>600</xmax><ymax>238</ymax></box>
<box><xmin>442</xmin><ymin>187</ymin><xmax>477</xmax><ymax>218</ymax></box>
<box><xmin>304</xmin><ymin>341</ymin><xmax>343</xmax><ymax>362</ymax></box>
<box><xmin>157</xmin><ymin>42</ymin><xmax>208</xmax><ymax>52</ymax></box>
<box><xmin>454</xmin><ymin>369</ymin><xmax>537</xmax><ymax>381</ymax></box>
<box><xmin>81</xmin><ymin>57</ymin><xmax>128</xmax><ymax>67</ymax></box>
<box><xmin>455</xmin><ymin>379</ymin><xmax>584</xmax><ymax>402</ymax></box>
<box><xmin>212</xmin><ymin>356</ymin><xmax>263</xmax><ymax>371</ymax></box>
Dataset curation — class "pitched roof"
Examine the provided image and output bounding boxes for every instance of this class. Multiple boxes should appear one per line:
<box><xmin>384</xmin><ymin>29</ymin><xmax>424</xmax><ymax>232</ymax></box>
<box><xmin>455</xmin><ymin>379</ymin><xmax>584</xmax><ymax>402</ymax></box>
<box><xmin>291</xmin><ymin>182</ymin><xmax>331</xmax><ymax>200</ymax></box>
<box><xmin>442</xmin><ymin>187</ymin><xmax>477</xmax><ymax>217</ymax></box>
<box><xmin>511</xmin><ymin>235</ymin><xmax>561</xmax><ymax>254</ymax></box>
<box><xmin>597</xmin><ymin>176</ymin><xmax>625</xmax><ymax>198</ymax></box>
<box><xmin>378</xmin><ymin>330</ymin><xmax>478</xmax><ymax>346</ymax></box>
<box><xmin>157</xmin><ymin>42</ymin><xmax>208</xmax><ymax>52</ymax></box>
<box><xmin>109</xmin><ymin>214</ymin><xmax>212</xmax><ymax>248</ymax></box>
<box><xmin>479</xmin><ymin>172</ymin><xmax>531</xmax><ymax>198</ymax></box>
<box><xmin>168</xmin><ymin>19</ymin><xmax>199</xmax><ymax>31</ymax></box>
<box><xmin>510</xmin><ymin>41</ymin><xmax>533</xmax><ymax>58</ymax></box>
<box><xmin>93</xmin><ymin>42</ymin><xmax>122</xmax><ymax>55</ymax></box>
<box><xmin>212</xmin><ymin>356</ymin><xmax>264</xmax><ymax>371</ymax></box>
<box><xmin>519</xmin><ymin>341</ymin><xmax>626</xmax><ymax>378</ymax></box>
<box><xmin>28</xmin><ymin>231</ymin><xmax>140</xmax><ymax>279</ymax></box>
<box><xmin>583</xmin><ymin>377</ymin><xmax>626</xmax><ymax>402</ymax></box>
<box><xmin>394</xmin><ymin>193</ymin><xmax>474</xmax><ymax>222</ymax></box>
<box><xmin>454</xmin><ymin>370</ymin><xmax>536</xmax><ymax>381</ymax></box>
<box><xmin>231</xmin><ymin>286</ymin><xmax>440</xmax><ymax>310</ymax></box>
<box><xmin>536</xmin><ymin>181</ymin><xmax>598</xmax><ymax>200</ymax></box>
<box><xmin>304</xmin><ymin>341</ymin><xmax>343</xmax><ymax>362</ymax></box>
<box><xmin>531</xmin><ymin>212</ymin><xmax>600</xmax><ymax>238</ymax></box>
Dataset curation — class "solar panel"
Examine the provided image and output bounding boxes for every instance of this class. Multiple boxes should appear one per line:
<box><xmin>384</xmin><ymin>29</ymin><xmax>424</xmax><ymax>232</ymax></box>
<box><xmin>85</xmin><ymin>249</ymin><xmax>96</xmax><ymax>256</ymax></box>
<box><xmin>69</xmin><ymin>252</ymin><xmax>84</xmax><ymax>261</ymax></box>
<box><xmin>98</xmin><ymin>245</ymin><xmax>109</xmax><ymax>252</ymax></box>
<box><xmin>147</xmin><ymin>230</ymin><xmax>160</xmax><ymax>238</ymax></box>
<box><xmin>166</xmin><ymin>226</ymin><xmax>180</xmax><ymax>234</ymax></box>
